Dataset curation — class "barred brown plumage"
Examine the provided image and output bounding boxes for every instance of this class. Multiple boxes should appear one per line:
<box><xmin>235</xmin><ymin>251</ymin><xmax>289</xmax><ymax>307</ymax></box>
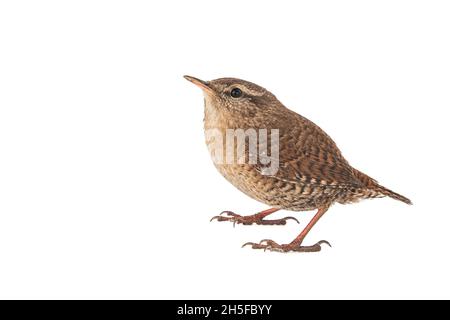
<box><xmin>185</xmin><ymin>75</ymin><xmax>411</xmax><ymax>253</ymax></box>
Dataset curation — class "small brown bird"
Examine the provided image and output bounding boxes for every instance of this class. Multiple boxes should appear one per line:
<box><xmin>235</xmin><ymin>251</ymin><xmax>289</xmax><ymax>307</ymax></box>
<box><xmin>184</xmin><ymin>75</ymin><xmax>411</xmax><ymax>253</ymax></box>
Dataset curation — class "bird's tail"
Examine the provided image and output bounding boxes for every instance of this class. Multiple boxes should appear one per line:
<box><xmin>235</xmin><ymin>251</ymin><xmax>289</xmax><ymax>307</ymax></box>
<box><xmin>373</xmin><ymin>185</ymin><xmax>412</xmax><ymax>205</ymax></box>
<box><xmin>352</xmin><ymin>168</ymin><xmax>412</xmax><ymax>205</ymax></box>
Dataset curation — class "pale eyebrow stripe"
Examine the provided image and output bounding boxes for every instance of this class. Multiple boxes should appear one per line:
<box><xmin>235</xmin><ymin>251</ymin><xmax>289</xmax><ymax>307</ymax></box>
<box><xmin>227</xmin><ymin>84</ymin><xmax>266</xmax><ymax>97</ymax></box>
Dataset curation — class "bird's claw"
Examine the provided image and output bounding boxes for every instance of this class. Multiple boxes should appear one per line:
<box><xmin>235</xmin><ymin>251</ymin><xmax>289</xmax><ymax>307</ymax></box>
<box><xmin>275</xmin><ymin>216</ymin><xmax>300</xmax><ymax>224</ymax></box>
<box><xmin>242</xmin><ymin>239</ymin><xmax>331</xmax><ymax>253</ymax></box>
<box><xmin>210</xmin><ymin>211</ymin><xmax>299</xmax><ymax>226</ymax></box>
<box><xmin>219</xmin><ymin>211</ymin><xmax>239</xmax><ymax>217</ymax></box>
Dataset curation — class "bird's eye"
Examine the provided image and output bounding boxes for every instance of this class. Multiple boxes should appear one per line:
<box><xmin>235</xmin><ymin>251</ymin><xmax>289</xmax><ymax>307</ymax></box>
<box><xmin>230</xmin><ymin>88</ymin><xmax>242</xmax><ymax>98</ymax></box>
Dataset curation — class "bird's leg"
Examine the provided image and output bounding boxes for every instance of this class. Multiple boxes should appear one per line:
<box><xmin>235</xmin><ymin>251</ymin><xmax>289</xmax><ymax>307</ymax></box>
<box><xmin>242</xmin><ymin>206</ymin><xmax>331</xmax><ymax>252</ymax></box>
<box><xmin>210</xmin><ymin>208</ymin><xmax>299</xmax><ymax>226</ymax></box>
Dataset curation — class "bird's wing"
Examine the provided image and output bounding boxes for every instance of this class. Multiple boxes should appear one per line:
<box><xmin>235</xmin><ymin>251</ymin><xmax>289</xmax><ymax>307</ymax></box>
<box><xmin>257</xmin><ymin>115</ymin><xmax>364</xmax><ymax>188</ymax></box>
<box><xmin>268</xmin><ymin>150</ymin><xmax>363</xmax><ymax>188</ymax></box>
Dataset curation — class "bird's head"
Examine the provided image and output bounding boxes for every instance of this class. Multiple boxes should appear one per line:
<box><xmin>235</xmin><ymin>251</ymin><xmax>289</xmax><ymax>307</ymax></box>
<box><xmin>184</xmin><ymin>76</ymin><xmax>282</xmax><ymax>120</ymax></box>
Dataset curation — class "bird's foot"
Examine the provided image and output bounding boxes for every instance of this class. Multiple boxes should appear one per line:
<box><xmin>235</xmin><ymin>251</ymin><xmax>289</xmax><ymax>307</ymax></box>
<box><xmin>210</xmin><ymin>211</ymin><xmax>299</xmax><ymax>227</ymax></box>
<box><xmin>242</xmin><ymin>239</ymin><xmax>331</xmax><ymax>253</ymax></box>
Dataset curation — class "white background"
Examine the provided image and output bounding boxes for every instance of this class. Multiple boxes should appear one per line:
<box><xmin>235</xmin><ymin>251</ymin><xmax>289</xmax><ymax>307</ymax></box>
<box><xmin>0</xmin><ymin>1</ymin><xmax>449</xmax><ymax>299</ymax></box>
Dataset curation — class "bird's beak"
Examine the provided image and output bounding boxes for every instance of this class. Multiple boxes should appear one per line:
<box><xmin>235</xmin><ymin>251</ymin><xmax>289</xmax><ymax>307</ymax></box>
<box><xmin>184</xmin><ymin>75</ymin><xmax>213</xmax><ymax>93</ymax></box>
